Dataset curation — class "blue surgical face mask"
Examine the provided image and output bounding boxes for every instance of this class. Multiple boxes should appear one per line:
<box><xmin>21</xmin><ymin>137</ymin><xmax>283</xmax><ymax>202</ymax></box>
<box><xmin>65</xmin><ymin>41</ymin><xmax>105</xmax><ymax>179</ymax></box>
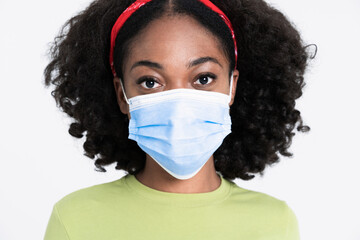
<box><xmin>120</xmin><ymin>74</ymin><xmax>233</xmax><ymax>180</ymax></box>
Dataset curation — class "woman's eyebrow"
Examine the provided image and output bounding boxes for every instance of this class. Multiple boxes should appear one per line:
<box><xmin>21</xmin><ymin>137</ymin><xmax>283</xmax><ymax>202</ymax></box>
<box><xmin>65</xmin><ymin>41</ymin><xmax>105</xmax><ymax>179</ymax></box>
<box><xmin>187</xmin><ymin>57</ymin><xmax>223</xmax><ymax>69</ymax></box>
<box><xmin>130</xmin><ymin>56</ymin><xmax>223</xmax><ymax>71</ymax></box>
<box><xmin>131</xmin><ymin>60</ymin><xmax>163</xmax><ymax>71</ymax></box>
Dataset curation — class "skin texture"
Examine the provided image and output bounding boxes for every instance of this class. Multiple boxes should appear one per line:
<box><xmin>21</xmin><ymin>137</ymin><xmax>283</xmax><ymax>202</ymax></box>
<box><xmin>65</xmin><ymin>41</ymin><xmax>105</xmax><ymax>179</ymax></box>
<box><xmin>113</xmin><ymin>15</ymin><xmax>239</xmax><ymax>193</ymax></box>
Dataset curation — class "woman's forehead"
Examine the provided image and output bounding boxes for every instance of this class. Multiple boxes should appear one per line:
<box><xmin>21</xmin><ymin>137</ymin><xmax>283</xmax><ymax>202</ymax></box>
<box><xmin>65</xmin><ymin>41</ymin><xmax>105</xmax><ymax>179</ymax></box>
<box><xmin>124</xmin><ymin>15</ymin><xmax>229</xmax><ymax>69</ymax></box>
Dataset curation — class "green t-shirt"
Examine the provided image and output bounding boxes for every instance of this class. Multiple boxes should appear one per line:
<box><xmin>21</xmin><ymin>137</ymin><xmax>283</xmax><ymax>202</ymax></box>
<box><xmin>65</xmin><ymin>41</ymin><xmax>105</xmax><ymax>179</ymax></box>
<box><xmin>44</xmin><ymin>173</ymin><xmax>300</xmax><ymax>240</ymax></box>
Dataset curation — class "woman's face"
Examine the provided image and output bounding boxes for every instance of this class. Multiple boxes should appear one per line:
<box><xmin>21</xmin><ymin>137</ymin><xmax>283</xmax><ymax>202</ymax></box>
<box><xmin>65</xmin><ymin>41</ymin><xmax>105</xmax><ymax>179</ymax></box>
<box><xmin>114</xmin><ymin>15</ymin><xmax>239</xmax><ymax>115</ymax></box>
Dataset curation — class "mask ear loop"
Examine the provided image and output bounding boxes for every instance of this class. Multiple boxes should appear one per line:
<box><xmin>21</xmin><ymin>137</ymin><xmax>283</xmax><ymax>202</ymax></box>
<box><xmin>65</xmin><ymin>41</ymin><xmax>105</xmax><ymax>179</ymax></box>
<box><xmin>119</xmin><ymin>79</ymin><xmax>130</xmax><ymax>104</ymax></box>
<box><xmin>228</xmin><ymin>71</ymin><xmax>234</xmax><ymax>104</ymax></box>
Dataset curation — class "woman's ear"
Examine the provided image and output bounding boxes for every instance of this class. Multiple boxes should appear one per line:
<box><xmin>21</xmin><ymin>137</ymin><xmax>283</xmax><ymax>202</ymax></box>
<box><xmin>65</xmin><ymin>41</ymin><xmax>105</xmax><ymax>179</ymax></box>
<box><xmin>113</xmin><ymin>77</ymin><xmax>129</xmax><ymax>115</ymax></box>
<box><xmin>229</xmin><ymin>69</ymin><xmax>239</xmax><ymax>106</ymax></box>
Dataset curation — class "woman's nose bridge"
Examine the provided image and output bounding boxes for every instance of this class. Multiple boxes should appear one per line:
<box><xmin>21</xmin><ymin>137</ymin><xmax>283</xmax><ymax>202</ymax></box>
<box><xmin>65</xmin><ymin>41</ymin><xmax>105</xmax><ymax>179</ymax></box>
<box><xmin>165</xmin><ymin>74</ymin><xmax>190</xmax><ymax>90</ymax></box>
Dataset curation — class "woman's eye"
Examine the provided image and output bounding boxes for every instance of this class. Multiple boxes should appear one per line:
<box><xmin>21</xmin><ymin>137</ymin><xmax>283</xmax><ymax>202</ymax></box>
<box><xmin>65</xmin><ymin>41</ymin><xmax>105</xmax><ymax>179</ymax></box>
<box><xmin>194</xmin><ymin>74</ymin><xmax>216</xmax><ymax>86</ymax></box>
<box><xmin>139</xmin><ymin>78</ymin><xmax>161</xmax><ymax>89</ymax></box>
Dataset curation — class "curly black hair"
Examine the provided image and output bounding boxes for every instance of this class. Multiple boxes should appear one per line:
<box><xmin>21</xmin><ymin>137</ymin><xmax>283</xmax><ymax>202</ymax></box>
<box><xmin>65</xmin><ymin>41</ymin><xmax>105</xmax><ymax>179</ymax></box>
<box><xmin>44</xmin><ymin>0</ymin><xmax>312</xmax><ymax>181</ymax></box>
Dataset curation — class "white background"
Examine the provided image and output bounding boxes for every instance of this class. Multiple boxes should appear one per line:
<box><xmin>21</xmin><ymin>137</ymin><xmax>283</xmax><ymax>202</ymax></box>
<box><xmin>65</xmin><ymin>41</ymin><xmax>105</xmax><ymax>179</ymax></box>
<box><xmin>1</xmin><ymin>0</ymin><xmax>359</xmax><ymax>239</ymax></box>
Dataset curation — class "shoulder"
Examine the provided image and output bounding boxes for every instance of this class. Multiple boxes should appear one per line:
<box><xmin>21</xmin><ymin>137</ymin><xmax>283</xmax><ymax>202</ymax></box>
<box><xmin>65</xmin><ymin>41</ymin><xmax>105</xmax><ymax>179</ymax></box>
<box><xmin>54</xmin><ymin>176</ymin><xmax>128</xmax><ymax>217</ymax></box>
<box><xmin>45</xmin><ymin>176</ymin><xmax>130</xmax><ymax>239</ymax></box>
<box><xmin>228</xmin><ymin>180</ymin><xmax>292</xmax><ymax>213</ymax></box>
<box><xmin>226</xmin><ymin>180</ymin><xmax>300</xmax><ymax>239</ymax></box>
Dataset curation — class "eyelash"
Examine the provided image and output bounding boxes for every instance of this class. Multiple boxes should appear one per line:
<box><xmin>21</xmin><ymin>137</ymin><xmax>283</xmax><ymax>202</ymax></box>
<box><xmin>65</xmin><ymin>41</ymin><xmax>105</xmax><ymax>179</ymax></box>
<box><xmin>136</xmin><ymin>73</ymin><xmax>217</xmax><ymax>89</ymax></box>
<box><xmin>136</xmin><ymin>77</ymin><xmax>161</xmax><ymax>89</ymax></box>
<box><xmin>194</xmin><ymin>73</ymin><xmax>217</xmax><ymax>86</ymax></box>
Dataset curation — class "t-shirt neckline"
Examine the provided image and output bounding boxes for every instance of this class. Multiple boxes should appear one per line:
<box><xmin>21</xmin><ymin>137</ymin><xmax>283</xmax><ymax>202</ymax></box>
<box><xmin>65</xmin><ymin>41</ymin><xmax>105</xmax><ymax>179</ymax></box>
<box><xmin>123</xmin><ymin>173</ymin><xmax>233</xmax><ymax>207</ymax></box>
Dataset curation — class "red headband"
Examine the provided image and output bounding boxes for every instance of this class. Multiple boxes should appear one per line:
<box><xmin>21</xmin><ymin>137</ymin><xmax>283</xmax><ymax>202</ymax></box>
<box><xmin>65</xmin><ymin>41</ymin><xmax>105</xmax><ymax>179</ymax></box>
<box><xmin>109</xmin><ymin>0</ymin><xmax>238</xmax><ymax>77</ymax></box>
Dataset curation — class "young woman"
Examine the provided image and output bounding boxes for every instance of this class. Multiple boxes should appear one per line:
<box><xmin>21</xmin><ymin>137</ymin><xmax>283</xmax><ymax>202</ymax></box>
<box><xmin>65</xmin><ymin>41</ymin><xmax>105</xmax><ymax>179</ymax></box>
<box><xmin>44</xmin><ymin>0</ymin><xmax>311</xmax><ymax>239</ymax></box>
